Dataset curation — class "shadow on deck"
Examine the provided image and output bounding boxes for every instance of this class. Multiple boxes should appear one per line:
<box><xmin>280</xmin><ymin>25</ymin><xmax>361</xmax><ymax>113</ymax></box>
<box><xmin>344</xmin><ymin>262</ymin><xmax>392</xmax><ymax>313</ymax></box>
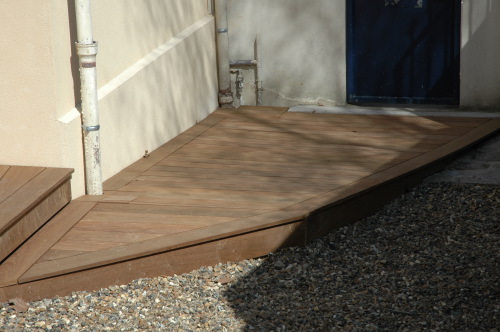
<box><xmin>1</xmin><ymin>106</ymin><xmax>498</xmax><ymax>302</ymax></box>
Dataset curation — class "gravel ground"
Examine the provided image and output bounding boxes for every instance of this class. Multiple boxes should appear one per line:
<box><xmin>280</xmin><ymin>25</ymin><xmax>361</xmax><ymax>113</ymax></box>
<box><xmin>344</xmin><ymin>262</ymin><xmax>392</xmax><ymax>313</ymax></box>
<box><xmin>1</xmin><ymin>181</ymin><xmax>499</xmax><ymax>331</ymax></box>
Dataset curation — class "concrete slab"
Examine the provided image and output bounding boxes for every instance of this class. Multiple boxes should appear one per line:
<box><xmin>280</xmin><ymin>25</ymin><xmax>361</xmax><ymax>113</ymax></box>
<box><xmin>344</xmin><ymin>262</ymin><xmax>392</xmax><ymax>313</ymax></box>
<box><xmin>289</xmin><ymin>104</ymin><xmax>500</xmax><ymax>118</ymax></box>
<box><xmin>426</xmin><ymin>132</ymin><xmax>500</xmax><ymax>185</ymax></box>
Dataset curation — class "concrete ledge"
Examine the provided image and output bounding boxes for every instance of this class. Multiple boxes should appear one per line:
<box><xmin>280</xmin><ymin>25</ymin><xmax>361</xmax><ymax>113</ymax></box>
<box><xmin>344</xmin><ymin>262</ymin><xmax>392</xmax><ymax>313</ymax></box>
<box><xmin>289</xmin><ymin>105</ymin><xmax>500</xmax><ymax>118</ymax></box>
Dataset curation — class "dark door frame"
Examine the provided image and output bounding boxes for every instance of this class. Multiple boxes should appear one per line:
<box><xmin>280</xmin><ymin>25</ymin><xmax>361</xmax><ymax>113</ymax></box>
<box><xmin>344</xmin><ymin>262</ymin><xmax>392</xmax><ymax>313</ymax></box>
<box><xmin>346</xmin><ymin>0</ymin><xmax>461</xmax><ymax>105</ymax></box>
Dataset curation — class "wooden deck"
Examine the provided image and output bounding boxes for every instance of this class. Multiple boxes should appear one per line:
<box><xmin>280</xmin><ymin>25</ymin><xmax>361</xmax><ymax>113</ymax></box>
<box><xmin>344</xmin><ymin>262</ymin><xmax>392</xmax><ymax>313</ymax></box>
<box><xmin>1</xmin><ymin>106</ymin><xmax>498</xmax><ymax>302</ymax></box>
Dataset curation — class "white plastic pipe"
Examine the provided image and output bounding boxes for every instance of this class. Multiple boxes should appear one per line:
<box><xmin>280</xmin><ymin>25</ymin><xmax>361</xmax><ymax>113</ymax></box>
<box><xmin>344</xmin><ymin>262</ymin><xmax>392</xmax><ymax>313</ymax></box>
<box><xmin>74</xmin><ymin>0</ymin><xmax>103</xmax><ymax>195</ymax></box>
<box><xmin>214</xmin><ymin>0</ymin><xmax>233</xmax><ymax>107</ymax></box>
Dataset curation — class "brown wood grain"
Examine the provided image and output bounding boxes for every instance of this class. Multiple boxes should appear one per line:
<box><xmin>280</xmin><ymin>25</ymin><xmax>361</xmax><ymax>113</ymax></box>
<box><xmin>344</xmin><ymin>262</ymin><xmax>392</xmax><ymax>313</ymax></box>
<box><xmin>0</xmin><ymin>166</ymin><xmax>45</xmax><ymax>205</ymax></box>
<box><xmin>0</xmin><ymin>166</ymin><xmax>10</xmax><ymax>180</ymax></box>
<box><xmin>0</xmin><ymin>182</ymin><xmax>71</xmax><ymax>263</ymax></box>
<box><xmin>0</xmin><ymin>167</ymin><xmax>73</xmax><ymax>235</ymax></box>
<box><xmin>0</xmin><ymin>200</ymin><xmax>92</xmax><ymax>287</ymax></box>
<box><xmin>123</xmin><ymin>113</ymin><xmax>226</xmax><ymax>173</ymax></box>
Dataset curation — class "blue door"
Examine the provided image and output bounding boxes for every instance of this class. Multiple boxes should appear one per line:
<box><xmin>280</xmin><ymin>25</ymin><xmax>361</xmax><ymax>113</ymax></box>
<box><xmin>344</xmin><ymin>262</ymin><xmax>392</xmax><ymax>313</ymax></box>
<box><xmin>347</xmin><ymin>0</ymin><xmax>461</xmax><ymax>105</ymax></box>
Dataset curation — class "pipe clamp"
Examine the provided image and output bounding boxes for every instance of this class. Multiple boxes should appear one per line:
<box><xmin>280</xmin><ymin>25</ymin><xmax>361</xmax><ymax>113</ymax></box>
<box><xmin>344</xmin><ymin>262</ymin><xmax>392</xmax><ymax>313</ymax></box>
<box><xmin>217</xmin><ymin>28</ymin><xmax>228</xmax><ymax>33</ymax></box>
<box><xmin>82</xmin><ymin>124</ymin><xmax>100</xmax><ymax>132</ymax></box>
<box><xmin>76</xmin><ymin>41</ymin><xmax>98</xmax><ymax>56</ymax></box>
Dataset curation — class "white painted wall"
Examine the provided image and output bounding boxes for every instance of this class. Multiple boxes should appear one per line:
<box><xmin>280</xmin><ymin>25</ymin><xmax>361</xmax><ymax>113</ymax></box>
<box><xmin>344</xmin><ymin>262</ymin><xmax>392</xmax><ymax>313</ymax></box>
<box><xmin>226</xmin><ymin>0</ymin><xmax>500</xmax><ymax>109</ymax></box>
<box><xmin>0</xmin><ymin>0</ymin><xmax>218</xmax><ymax>198</ymax></box>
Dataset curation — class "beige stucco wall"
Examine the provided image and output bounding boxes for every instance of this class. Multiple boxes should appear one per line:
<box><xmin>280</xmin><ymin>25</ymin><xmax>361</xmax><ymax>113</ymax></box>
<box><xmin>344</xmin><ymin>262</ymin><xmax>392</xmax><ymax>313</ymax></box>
<box><xmin>226</xmin><ymin>0</ymin><xmax>500</xmax><ymax>109</ymax></box>
<box><xmin>1</xmin><ymin>0</ymin><xmax>218</xmax><ymax>198</ymax></box>
<box><xmin>0</xmin><ymin>1</ymin><xmax>68</xmax><ymax>170</ymax></box>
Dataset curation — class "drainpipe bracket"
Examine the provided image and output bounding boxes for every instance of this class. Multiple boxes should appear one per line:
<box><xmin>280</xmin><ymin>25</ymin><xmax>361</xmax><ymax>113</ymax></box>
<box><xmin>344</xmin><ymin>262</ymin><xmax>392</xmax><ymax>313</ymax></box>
<box><xmin>75</xmin><ymin>41</ymin><xmax>98</xmax><ymax>56</ymax></box>
<box><xmin>217</xmin><ymin>28</ymin><xmax>228</xmax><ymax>33</ymax></box>
<box><xmin>82</xmin><ymin>124</ymin><xmax>101</xmax><ymax>132</ymax></box>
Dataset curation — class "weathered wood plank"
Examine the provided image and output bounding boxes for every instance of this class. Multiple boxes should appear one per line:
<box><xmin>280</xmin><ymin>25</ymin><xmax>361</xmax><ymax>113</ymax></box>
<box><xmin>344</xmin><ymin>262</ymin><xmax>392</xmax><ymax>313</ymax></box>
<box><xmin>200</xmin><ymin>127</ymin><xmax>458</xmax><ymax>148</ymax></box>
<box><xmin>281</xmin><ymin>111</ymin><xmax>490</xmax><ymax>126</ymax></box>
<box><xmin>225</xmin><ymin>113</ymin><xmax>490</xmax><ymax>127</ymax></box>
<box><xmin>124</xmin><ymin>113</ymin><xmax>226</xmax><ymax>173</ymax></box>
<box><xmin>0</xmin><ymin>201</ymin><xmax>94</xmax><ymax>287</ymax></box>
<box><xmin>127</xmin><ymin>176</ymin><xmax>353</xmax><ymax>194</ymax></box>
<box><xmin>0</xmin><ymin>166</ymin><xmax>45</xmax><ymax>205</ymax></box>
<box><xmin>137</xmin><ymin>172</ymin><xmax>360</xmax><ymax>187</ymax></box>
<box><xmin>0</xmin><ymin>181</ymin><xmax>71</xmax><ymax>263</ymax></box>
<box><xmin>170</xmin><ymin>147</ymin><xmax>419</xmax><ymax>166</ymax></box>
<box><xmin>214</xmin><ymin>106</ymin><xmax>288</xmax><ymax>117</ymax></box>
<box><xmin>72</xmin><ymin>219</ymin><xmax>220</xmax><ymax>234</ymax></box>
<box><xmin>186</xmin><ymin>136</ymin><xmax>434</xmax><ymax>154</ymax></box>
<box><xmin>92</xmin><ymin>202</ymin><xmax>271</xmax><ymax>219</ymax></box>
<box><xmin>155</xmin><ymin>156</ymin><xmax>401</xmax><ymax>175</ymax></box>
<box><xmin>186</xmin><ymin>132</ymin><xmax>451</xmax><ymax>151</ymax></box>
<box><xmin>77</xmin><ymin>211</ymin><xmax>235</xmax><ymax>227</ymax></box>
<box><xmin>214</xmin><ymin>119</ymin><xmax>476</xmax><ymax>136</ymax></box>
<box><xmin>117</xmin><ymin>186</ymin><xmax>316</xmax><ymax>208</ymax></box>
<box><xmin>103</xmin><ymin>171</ymin><xmax>142</xmax><ymax>191</ymax></box>
<box><xmin>0</xmin><ymin>168</ymin><xmax>73</xmax><ymax>235</ymax></box>
<box><xmin>0</xmin><ymin>166</ymin><xmax>10</xmax><ymax>180</ymax></box>
<box><xmin>130</xmin><ymin>193</ymin><xmax>302</xmax><ymax>210</ymax></box>
<box><xmin>36</xmin><ymin>250</ymin><xmax>87</xmax><ymax>264</ymax></box>
<box><xmin>50</xmin><ymin>230</ymin><xmax>166</xmax><ymax>252</ymax></box>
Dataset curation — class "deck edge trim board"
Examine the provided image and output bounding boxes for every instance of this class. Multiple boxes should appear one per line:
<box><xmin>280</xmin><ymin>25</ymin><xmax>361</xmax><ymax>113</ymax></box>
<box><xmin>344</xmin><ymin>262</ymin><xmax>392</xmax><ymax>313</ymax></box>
<box><xmin>0</xmin><ymin>201</ymin><xmax>96</xmax><ymax>287</ymax></box>
<box><xmin>19</xmin><ymin>211</ymin><xmax>306</xmax><ymax>283</ymax></box>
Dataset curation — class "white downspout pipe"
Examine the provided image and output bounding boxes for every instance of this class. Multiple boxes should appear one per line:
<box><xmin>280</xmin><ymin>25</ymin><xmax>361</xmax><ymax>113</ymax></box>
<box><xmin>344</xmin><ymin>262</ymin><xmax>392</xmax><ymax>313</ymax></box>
<box><xmin>214</xmin><ymin>0</ymin><xmax>234</xmax><ymax>107</ymax></box>
<box><xmin>74</xmin><ymin>0</ymin><xmax>103</xmax><ymax>195</ymax></box>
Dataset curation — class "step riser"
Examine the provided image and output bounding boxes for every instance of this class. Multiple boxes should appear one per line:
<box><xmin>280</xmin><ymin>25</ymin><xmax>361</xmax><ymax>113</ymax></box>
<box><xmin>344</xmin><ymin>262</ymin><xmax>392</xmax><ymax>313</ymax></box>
<box><xmin>0</xmin><ymin>182</ymin><xmax>71</xmax><ymax>263</ymax></box>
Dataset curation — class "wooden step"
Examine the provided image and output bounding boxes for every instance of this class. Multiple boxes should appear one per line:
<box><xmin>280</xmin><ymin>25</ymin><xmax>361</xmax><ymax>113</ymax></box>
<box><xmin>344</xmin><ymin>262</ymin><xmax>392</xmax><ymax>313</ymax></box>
<box><xmin>0</xmin><ymin>166</ymin><xmax>73</xmax><ymax>263</ymax></box>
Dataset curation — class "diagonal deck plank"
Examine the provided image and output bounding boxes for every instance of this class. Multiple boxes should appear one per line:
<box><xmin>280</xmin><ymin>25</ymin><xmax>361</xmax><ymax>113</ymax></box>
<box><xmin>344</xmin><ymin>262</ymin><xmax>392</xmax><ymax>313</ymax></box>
<box><xmin>2</xmin><ymin>107</ymin><xmax>498</xmax><ymax>302</ymax></box>
<box><xmin>0</xmin><ymin>201</ymin><xmax>94</xmax><ymax>287</ymax></box>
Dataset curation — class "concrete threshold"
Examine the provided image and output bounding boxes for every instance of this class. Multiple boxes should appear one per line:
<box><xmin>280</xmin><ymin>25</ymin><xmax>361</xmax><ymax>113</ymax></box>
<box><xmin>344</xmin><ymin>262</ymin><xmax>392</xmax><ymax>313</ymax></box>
<box><xmin>288</xmin><ymin>105</ymin><xmax>500</xmax><ymax>118</ymax></box>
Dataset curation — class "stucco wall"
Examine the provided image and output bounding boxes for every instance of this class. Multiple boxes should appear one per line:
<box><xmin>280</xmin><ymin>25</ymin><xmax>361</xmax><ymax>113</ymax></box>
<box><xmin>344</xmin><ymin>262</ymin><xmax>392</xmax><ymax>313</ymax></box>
<box><xmin>460</xmin><ymin>0</ymin><xmax>500</xmax><ymax>109</ymax></box>
<box><xmin>0</xmin><ymin>1</ymin><xmax>65</xmax><ymax>169</ymax></box>
<box><xmin>226</xmin><ymin>0</ymin><xmax>500</xmax><ymax>108</ymax></box>
<box><xmin>1</xmin><ymin>0</ymin><xmax>218</xmax><ymax>198</ymax></box>
<box><xmin>227</xmin><ymin>0</ymin><xmax>346</xmax><ymax>107</ymax></box>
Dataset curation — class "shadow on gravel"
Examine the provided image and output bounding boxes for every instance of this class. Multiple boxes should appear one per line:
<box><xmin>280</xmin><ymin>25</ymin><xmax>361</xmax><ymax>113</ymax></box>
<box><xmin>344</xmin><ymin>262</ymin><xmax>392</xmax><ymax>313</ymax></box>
<box><xmin>223</xmin><ymin>182</ymin><xmax>500</xmax><ymax>331</ymax></box>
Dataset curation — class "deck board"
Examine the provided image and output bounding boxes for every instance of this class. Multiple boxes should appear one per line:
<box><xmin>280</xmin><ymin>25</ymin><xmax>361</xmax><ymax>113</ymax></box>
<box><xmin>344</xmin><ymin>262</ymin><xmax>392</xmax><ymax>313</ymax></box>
<box><xmin>1</xmin><ymin>108</ymin><xmax>498</xmax><ymax>302</ymax></box>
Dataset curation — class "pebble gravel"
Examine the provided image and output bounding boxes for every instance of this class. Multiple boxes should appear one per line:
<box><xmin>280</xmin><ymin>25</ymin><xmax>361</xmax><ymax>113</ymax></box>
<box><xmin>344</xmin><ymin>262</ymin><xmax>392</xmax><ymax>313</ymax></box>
<box><xmin>1</xmin><ymin>181</ymin><xmax>498</xmax><ymax>331</ymax></box>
